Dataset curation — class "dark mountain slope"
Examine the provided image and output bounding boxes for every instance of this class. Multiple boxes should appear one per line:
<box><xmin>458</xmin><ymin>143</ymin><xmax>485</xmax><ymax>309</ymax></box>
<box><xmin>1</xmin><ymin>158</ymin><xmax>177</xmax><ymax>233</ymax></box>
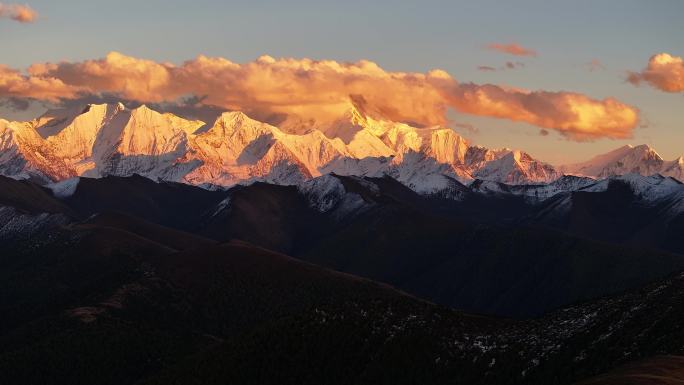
<box><xmin>146</xmin><ymin>267</ymin><xmax>684</xmax><ymax>385</ymax></box>
<box><xmin>200</xmin><ymin>175</ymin><xmax>684</xmax><ymax>318</ymax></box>
<box><xmin>198</xmin><ymin>182</ymin><xmax>330</xmax><ymax>253</ymax></box>
<box><xmin>83</xmin><ymin>211</ymin><xmax>217</xmax><ymax>251</ymax></box>
<box><xmin>0</xmin><ymin>223</ymin><xmax>174</xmax><ymax>332</ymax></box>
<box><xmin>527</xmin><ymin>270</ymin><xmax>684</xmax><ymax>384</ymax></box>
<box><xmin>0</xmin><ymin>220</ymin><xmax>522</xmax><ymax>385</ymax></box>
<box><xmin>301</xmin><ymin>199</ymin><xmax>684</xmax><ymax>317</ymax></box>
<box><xmin>63</xmin><ymin>175</ymin><xmax>229</xmax><ymax>230</ymax></box>
<box><xmin>35</xmin><ymin>174</ymin><xmax>684</xmax><ymax>318</ymax></box>
<box><xmin>0</xmin><ymin>175</ymin><xmax>73</xmax><ymax>215</ymax></box>
<box><xmin>528</xmin><ymin>179</ymin><xmax>684</xmax><ymax>254</ymax></box>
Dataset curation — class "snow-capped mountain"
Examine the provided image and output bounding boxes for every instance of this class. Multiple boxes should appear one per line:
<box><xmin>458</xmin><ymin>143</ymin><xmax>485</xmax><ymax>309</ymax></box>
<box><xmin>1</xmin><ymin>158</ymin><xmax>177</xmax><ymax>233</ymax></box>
<box><xmin>561</xmin><ymin>144</ymin><xmax>684</xmax><ymax>181</ymax></box>
<box><xmin>35</xmin><ymin>103</ymin><xmax>204</xmax><ymax>180</ymax></box>
<box><xmin>0</xmin><ymin>101</ymin><xmax>681</xmax><ymax>196</ymax></box>
<box><xmin>0</xmin><ymin>118</ymin><xmax>74</xmax><ymax>183</ymax></box>
<box><xmin>471</xmin><ymin>172</ymin><xmax>684</xmax><ymax>207</ymax></box>
<box><xmin>472</xmin><ymin>150</ymin><xmax>558</xmax><ymax>185</ymax></box>
<box><xmin>0</xmin><ymin>101</ymin><xmax>560</xmax><ymax>191</ymax></box>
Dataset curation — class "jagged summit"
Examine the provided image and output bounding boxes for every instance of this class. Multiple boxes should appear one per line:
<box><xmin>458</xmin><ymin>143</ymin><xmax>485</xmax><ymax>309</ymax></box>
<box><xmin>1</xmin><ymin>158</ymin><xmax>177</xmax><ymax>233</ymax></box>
<box><xmin>34</xmin><ymin>102</ymin><xmax>125</xmax><ymax>139</ymax></box>
<box><xmin>473</xmin><ymin>150</ymin><xmax>558</xmax><ymax>185</ymax></box>
<box><xmin>0</xmin><ymin>119</ymin><xmax>75</xmax><ymax>183</ymax></box>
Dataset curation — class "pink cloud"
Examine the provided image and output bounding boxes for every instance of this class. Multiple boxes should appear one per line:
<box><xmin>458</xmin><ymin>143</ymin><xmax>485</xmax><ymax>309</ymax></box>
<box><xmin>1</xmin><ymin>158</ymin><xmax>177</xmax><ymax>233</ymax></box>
<box><xmin>627</xmin><ymin>53</ymin><xmax>684</xmax><ymax>93</ymax></box>
<box><xmin>487</xmin><ymin>43</ymin><xmax>537</xmax><ymax>57</ymax></box>
<box><xmin>0</xmin><ymin>3</ymin><xmax>38</xmax><ymax>23</ymax></box>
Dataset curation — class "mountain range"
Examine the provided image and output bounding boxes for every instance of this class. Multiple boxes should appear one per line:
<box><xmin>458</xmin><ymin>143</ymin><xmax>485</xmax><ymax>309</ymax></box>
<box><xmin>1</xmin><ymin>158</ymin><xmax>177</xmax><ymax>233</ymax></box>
<box><xmin>2</xmin><ymin>101</ymin><xmax>682</xmax><ymax>194</ymax></box>
<box><xmin>2</xmin><ymin>101</ymin><xmax>684</xmax><ymax>384</ymax></box>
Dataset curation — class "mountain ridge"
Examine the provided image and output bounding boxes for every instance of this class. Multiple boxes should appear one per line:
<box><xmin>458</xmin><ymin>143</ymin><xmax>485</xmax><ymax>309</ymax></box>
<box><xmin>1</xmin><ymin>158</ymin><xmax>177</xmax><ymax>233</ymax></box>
<box><xmin>561</xmin><ymin>144</ymin><xmax>683</xmax><ymax>181</ymax></box>
<box><xmin>0</xmin><ymin>102</ymin><xmax>681</xmax><ymax>192</ymax></box>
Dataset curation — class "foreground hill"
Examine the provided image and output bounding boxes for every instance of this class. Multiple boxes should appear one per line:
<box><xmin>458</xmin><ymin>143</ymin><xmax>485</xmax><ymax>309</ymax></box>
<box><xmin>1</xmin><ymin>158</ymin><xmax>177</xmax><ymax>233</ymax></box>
<box><xmin>1</xmin><ymin>211</ymin><xmax>684</xmax><ymax>385</ymax></box>
<box><xmin>575</xmin><ymin>356</ymin><xmax>684</xmax><ymax>385</ymax></box>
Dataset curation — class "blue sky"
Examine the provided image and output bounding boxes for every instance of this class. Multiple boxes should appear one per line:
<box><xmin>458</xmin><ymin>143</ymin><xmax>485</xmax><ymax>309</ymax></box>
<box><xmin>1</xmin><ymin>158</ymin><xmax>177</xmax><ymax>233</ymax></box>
<box><xmin>1</xmin><ymin>0</ymin><xmax>682</xmax><ymax>164</ymax></box>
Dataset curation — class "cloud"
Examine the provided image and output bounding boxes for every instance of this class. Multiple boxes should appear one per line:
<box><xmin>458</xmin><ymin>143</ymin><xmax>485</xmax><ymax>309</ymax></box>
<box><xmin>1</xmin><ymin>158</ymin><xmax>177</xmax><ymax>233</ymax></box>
<box><xmin>0</xmin><ymin>64</ymin><xmax>77</xmax><ymax>100</ymax></box>
<box><xmin>0</xmin><ymin>51</ymin><xmax>639</xmax><ymax>141</ymax></box>
<box><xmin>0</xmin><ymin>3</ymin><xmax>38</xmax><ymax>23</ymax></box>
<box><xmin>505</xmin><ymin>61</ymin><xmax>524</xmax><ymax>70</ymax></box>
<box><xmin>585</xmin><ymin>59</ymin><xmax>605</xmax><ymax>72</ymax></box>
<box><xmin>627</xmin><ymin>53</ymin><xmax>684</xmax><ymax>93</ymax></box>
<box><xmin>477</xmin><ymin>62</ymin><xmax>524</xmax><ymax>72</ymax></box>
<box><xmin>438</xmin><ymin>82</ymin><xmax>639</xmax><ymax>141</ymax></box>
<box><xmin>487</xmin><ymin>43</ymin><xmax>537</xmax><ymax>57</ymax></box>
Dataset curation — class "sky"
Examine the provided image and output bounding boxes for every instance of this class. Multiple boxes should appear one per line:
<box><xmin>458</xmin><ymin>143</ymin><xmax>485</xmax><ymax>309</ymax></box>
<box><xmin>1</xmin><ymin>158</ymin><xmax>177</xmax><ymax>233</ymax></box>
<box><xmin>1</xmin><ymin>0</ymin><xmax>682</xmax><ymax>165</ymax></box>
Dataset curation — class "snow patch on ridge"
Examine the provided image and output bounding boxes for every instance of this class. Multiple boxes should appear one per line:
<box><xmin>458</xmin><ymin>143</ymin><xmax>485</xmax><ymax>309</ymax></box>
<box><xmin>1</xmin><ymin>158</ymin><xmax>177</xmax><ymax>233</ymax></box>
<box><xmin>210</xmin><ymin>196</ymin><xmax>232</xmax><ymax>218</ymax></box>
<box><xmin>0</xmin><ymin>206</ymin><xmax>70</xmax><ymax>241</ymax></box>
<box><xmin>298</xmin><ymin>174</ymin><xmax>370</xmax><ymax>219</ymax></box>
<box><xmin>470</xmin><ymin>175</ymin><xmax>597</xmax><ymax>203</ymax></box>
<box><xmin>47</xmin><ymin>177</ymin><xmax>80</xmax><ymax>199</ymax></box>
<box><xmin>582</xmin><ymin>173</ymin><xmax>683</xmax><ymax>202</ymax></box>
<box><xmin>298</xmin><ymin>174</ymin><xmax>347</xmax><ymax>212</ymax></box>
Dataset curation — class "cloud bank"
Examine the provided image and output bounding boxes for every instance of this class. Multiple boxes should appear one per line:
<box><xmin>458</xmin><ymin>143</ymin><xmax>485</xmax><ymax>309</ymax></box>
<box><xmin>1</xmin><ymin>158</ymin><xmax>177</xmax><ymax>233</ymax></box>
<box><xmin>0</xmin><ymin>52</ymin><xmax>639</xmax><ymax>141</ymax></box>
<box><xmin>487</xmin><ymin>43</ymin><xmax>537</xmax><ymax>57</ymax></box>
<box><xmin>628</xmin><ymin>53</ymin><xmax>684</xmax><ymax>93</ymax></box>
<box><xmin>0</xmin><ymin>3</ymin><xmax>37</xmax><ymax>23</ymax></box>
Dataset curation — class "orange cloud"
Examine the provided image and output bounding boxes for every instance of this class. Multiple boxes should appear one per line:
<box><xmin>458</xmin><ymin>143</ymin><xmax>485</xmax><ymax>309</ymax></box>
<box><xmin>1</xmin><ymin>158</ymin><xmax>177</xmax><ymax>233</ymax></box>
<box><xmin>437</xmin><ymin>82</ymin><xmax>638</xmax><ymax>141</ymax></box>
<box><xmin>0</xmin><ymin>3</ymin><xmax>38</xmax><ymax>23</ymax></box>
<box><xmin>0</xmin><ymin>52</ymin><xmax>639</xmax><ymax>141</ymax></box>
<box><xmin>627</xmin><ymin>53</ymin><xmax>684</xmax><ymax>93</ymax></box>
<box><xmin>0</xmin><ymin>65</ymin><xmax>80</xmax><ymax>100</ymax></box>
<box><xmin>22</xmin><ymin>52</ymin><xmax>450</xmax><ymax>127</ymax></box>
<box><xmin>487</xmin><ymin>43</ymin><xmax>537</xmax><ymax>57</ymax></box>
